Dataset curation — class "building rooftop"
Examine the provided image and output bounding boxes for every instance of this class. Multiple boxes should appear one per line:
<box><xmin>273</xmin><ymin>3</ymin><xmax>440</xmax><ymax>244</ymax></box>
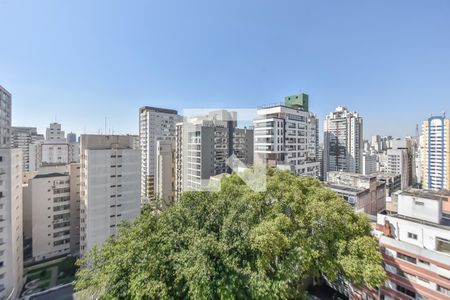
<box><xmin>34</xmin><ymin>173</ymin><xmax>67</xmax><ymax>179</ymax></box>
<box><xmin>400</xmin><ymin>188</ymin><xmax>450</xmax><ymax>201</ymax></box>
<box><xmin>383</xmin><ymin>211</ymin><xmax>450</xmax><ymax>230</ymax></box>
<box><xmin>327</xmin><ymin>171</ymin><xmax>375</xmax><ymax>180</ymax></box>
<box><xmin>322</xmin><ymin>183</ymin><xmax>365</xmax><ymax>194</ymax></box>
<box><xmin>256</xmin><ymin>102</ymin><xmax>306</xmax><ymax>111</ymax></box>
<box><xmin>139</xmin><ymin>106</ymin><xmax>178</xmax><ymax>115</ymax></box>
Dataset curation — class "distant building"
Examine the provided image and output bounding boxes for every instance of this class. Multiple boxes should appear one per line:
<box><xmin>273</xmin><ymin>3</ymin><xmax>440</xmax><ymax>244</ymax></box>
<box><xmin>28</xmin><ymin>123</ymin><xmax>80</xmax><ymax>171</ymax></box>
<box><xmin>11</xmin><ymin>127</ymin><xmax>44</xmax><ymax>172</ymax></box>
<box><xmin>79</xmin><ymin>135</ymin><xmax>140</xmax><ymax>255</ymax></box>
<box><xmin>46</xmin><ymin>122</ymin><xmax>66</xmax><ymax>142</ymax></box>
<box><xmin>422</xmin><ymin>115</ymin><xmax>450</xmax><ymax>190</ymax></box>
<box><xmin>0</xmin><ymin>85</ymin><xmax>24</xmax><ymax>299</ymax></box>
<box><xmin>374</xmin><ymin>189</ymin><xmax>450</xmax><ymax>300</ymax></box>
<box><xmin>176</xmin><ymin>110</ymin><xmax>253</xmax><ymax>196</ymax></box>
<box><xmin>67</xmin><ymin>132</ymin><xmax>77</xmax><ymax>143</ymax></box>
<box><xmin>374</xmin><ymin>172</ymin><xmax>402</xmax><ymax>213</ymax></box>
<box><xmin>155</xmin><ymin>140</ymin><xmax>176</xmax><ymax>203</ymax></box>
<box><xmin>139</xmin><ymin>107</ymin><xmax>181</xmax><ymax>203</ymax></box>
<box><xmin>362</xmin><ymin>152</ymin><xmax>377</xmax><ymax>175</ymax></box>
<box><xmin>323</xmin><ymin>171</ymin><xmax>386</xmax><ymax>215</ymax></box>
<box><xmin>253</xmin><ymin>93</ymin><xmax>320</xmax><ymax>178</ymax></box>
<box><xmin>324</xmin><ymin>106</ymin><xmax>363</xmax><ymax>177</ymax></box>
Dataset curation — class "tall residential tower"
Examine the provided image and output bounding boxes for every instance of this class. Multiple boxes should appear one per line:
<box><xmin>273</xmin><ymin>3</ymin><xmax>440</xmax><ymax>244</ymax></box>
<box><xmin>422</xmin><ymin>115</ymin><xmax>450</xmax><ymax>190</ymax></box>
<box><xmin>139</xmin><ymin>107</ymin><xmax>181</xmax><ymax>203</ymax></box>
<box><xmin>324</xmin><ymin>106</ymin><xmax>363</xmax><ymax>177</ymax></box>
<box><xmin>253</xmin><ymin>93</ymin><xmax>320</xmax><ymax>178</ymax></box>
<box><xmin>0</xmin><ymin>85</ymin><xmax>24</xmax><ymax>299</ymax></box>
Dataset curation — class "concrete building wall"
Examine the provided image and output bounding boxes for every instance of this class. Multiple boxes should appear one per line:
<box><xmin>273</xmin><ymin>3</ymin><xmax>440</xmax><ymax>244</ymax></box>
<box><xmin>0</xmin><ymin>148</ymin><xmax>24</xmax><ymax>299</ymax></box>
<box><xmin>155</xmin><ymin>140</ymin><xmax>175</xmax><ymax>203</ymax></box>
<box><xmin>69</xmin><ymin>163</ymin><xmax>81</xmax><ymax>256</ymax></box>
<box><xmin>0</xmin><ymin>85</ymin><xmax>24</xmax><ymax>299</ymax></box>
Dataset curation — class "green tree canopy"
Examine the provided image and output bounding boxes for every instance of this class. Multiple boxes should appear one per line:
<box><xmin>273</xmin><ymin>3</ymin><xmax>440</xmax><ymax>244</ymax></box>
<box><xmin>75</xmin><ymin>169</ymin><xmax>385</xmax><ymax>299</ymax></box>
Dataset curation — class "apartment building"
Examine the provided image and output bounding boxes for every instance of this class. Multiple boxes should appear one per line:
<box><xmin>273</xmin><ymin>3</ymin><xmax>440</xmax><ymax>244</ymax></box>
<box><xmin>11</xmin><ymin>127</ymin><xmax>44</xmax><ymax>172</ymax></box>
<box><xmin>324</xmin><ymin>106</ymin><xmax>363</xmax><ymax>177</ymax></box>
<box><xmin>422</xmin><ymin>115</ymin><xmax>450</xmax><ymax>190</ymax></box>
<box><xmin>79</xmin><ymin>135</ymin><xmax>140</xmax><ymax>255</ymax></box>
<box><xmin>175</xmin><ymin>110</ymin><xmax>253</xmax><ymax>195</ymax></box>
<box><xmin>139</xmin><ymin>107</ymin><xmax>181</xmax><ymax>203</ymax></box>
<box><xmin>323</xmin><ymin>171</ymin><xmax>386</xmax><ymax>215</ymax></box>
<box><xmin>0</xmin><ymin>85</ymin><xmax>24</xmax><ymax>299</ymax></box>
<box><xmin>373</xmin><ymin>189</ymin><xmax>450</xmax><ymax>300</ymax></box>
<box><xmin>46</xmin><ymin>122</ymin><xmax>65</xmax><ymax>141</ymax></box>
<box><xmin>253</xmin><ymin>93</ymin><xmax>320</xmax><ymax>178</ymax></box>
<box><xmin>28</xmin><ymin>122</ymin><xmax>80</xmax><ymax>171</ymax></box>
<box><xmin>384</xmin><ymin>138</ymin><xmax>414</xmax><ymax>190</ymax></box>
<box><xmin>362</xmin><ymin>151</ymin><xmax>378</xmax><ymax>175</ymax></box>
<box><xmin>22</xmin><ymin>163</ymin><xmax>81</xmax><ymax>262</ymax></box>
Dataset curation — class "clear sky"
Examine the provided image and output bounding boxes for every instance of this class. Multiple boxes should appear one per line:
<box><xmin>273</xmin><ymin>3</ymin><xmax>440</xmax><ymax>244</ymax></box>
<box><xmin>1</xmin><ymin>0</ymin><xmax>449</xmax><ymax>139</ymax></box>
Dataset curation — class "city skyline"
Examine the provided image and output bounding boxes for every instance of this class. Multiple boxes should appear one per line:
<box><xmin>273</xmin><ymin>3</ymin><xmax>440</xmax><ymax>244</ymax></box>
<box><xmin>1</xmin><ymin>0</ymin><xmax>450</xmax><ymax>138</ymax></box>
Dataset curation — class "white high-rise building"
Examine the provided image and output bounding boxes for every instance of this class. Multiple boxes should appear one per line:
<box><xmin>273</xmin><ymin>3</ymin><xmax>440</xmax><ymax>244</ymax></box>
<box><xmin>422</xmin><ymin>115</ymin><xmax>450</xmax><ymax>190</ymax></box>
<box><xmin>324</xmin><ymin>106</ymin><xmax>363</xmax><ymax>177</ymax></box>
<box><xmin>139</xmin><ymin>107</ymin><xmax>181</xmax><ymax>203</ymax></box>
<box><xmin>0</xmin><ymin>85</ymin><xmax>24</xmax><ymax>299</ymax></box>
<box><xmin>79</xmin><ymin>135</ymin><xmax>140</xmax><ymax>255</ymax></box>
<box><xmin>253</xmin><ymin>93</ymin><xmax>320</xmax><ymax>178</ymax></box>
<box><xmin>11</xmin><ymin>127</ymin><xmax>44</xmax><ymax>172</ymax></box>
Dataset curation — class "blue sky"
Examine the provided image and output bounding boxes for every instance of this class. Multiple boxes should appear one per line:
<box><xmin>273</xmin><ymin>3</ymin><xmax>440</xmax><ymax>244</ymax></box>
<box><xmin>1</xmin><ymin>0</ymin><xmax>449</xmax><ymax>138</ymax></box>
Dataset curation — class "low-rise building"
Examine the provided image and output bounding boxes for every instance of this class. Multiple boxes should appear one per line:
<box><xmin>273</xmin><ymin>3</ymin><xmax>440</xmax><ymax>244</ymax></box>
<box><xmin>374</xmin><ymin>189</ymin><xmax>450</xmax><ymax>300</ymax></box>
<box><xmin>323</xmin><ymin>171</ymin><xmax>386</xmax><ymax>215</ymax></box>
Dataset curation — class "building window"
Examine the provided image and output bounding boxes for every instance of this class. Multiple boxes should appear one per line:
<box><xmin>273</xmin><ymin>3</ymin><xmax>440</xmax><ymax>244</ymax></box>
<box><xmin>419</xmin><ymin>259</ymin><xmax>430</xmax><ymax>265</ymax></box>
<box><xmin>438</xmin><ymin>285</ymin><xmax>450</xmax><ymax>296</ymax></box>
<box><xmin>396</xmin><ymin>285</ymin><xmax>415</xmax><ymax>298</ymax></box>
<box><xmin>407</xmin><ymin>232</ymin><xmax>418</xmax><ymax>240</ymax></box>
<box><xmin>397</xmin><ymin>252</ymin><xmax>417</xmax><ymax>264</ymax></box>
<box><xmin>436</xmin><ymin>237</ymin><xmax>450</xmax><ymax>254</ymax></box>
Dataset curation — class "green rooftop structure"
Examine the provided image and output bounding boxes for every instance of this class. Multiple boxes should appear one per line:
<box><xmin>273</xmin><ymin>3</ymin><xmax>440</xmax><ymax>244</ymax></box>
<box><xmin>285</xmin><ymin>93</ymin><xmax>309</xmax><ymax>111</ymax></box>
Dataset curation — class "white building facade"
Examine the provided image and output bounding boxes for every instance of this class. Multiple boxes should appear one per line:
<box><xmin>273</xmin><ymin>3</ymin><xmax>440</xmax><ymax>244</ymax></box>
<box><xmin>11</xmin><ymin>127</ymin><xmax>44</xmax><ymax>172</ymax></box>
<box><xmin>253</xmin><ymin>95</ymin><xmax>320</xmax><ymax>178</ymax></box>
<box><xmin>79</xmin><ymin>135</ymin><xmax>140</xmax><ymax>255</ymax></box>
<box><xmin>0</xmin><ymin>85</ymin><xmax>24</xmax><ymax>299</ymax></box>
<box><xmin>374</xmin><ymin>189</ymin><xmax>450</xmax><ymax>300</ymax></box>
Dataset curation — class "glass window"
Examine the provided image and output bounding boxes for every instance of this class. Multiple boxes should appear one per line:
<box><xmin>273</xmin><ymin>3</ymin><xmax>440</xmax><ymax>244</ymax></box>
<box><xmin>397</xmin><ymin>252</ymin><xmax>417</xmax><ymax>264</ymax></box>
<box><xmin>436</xmin><ymin>237</ymin><xmax>450</xmax><ymax>254</ymax></box>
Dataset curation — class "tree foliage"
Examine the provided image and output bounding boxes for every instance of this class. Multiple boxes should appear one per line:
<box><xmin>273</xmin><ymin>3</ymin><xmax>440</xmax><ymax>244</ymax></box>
<box><xmin>75</xmin><ymin>169</ymin><xmax>385</xmax><ymax>299</ymax></box>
